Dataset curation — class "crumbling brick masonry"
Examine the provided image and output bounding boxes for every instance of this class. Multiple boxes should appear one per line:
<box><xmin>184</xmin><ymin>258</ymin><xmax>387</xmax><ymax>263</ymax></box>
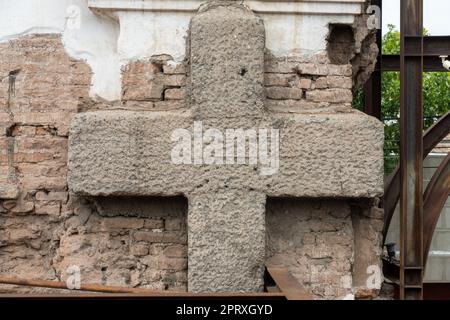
<box><xmin>1</xmin><ymin>0</ymin><xmax>384</xmax><ymax>299</ymax></box>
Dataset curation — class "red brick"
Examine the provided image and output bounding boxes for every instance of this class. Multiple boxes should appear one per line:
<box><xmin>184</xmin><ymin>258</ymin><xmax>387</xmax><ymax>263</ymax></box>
<box><xmin>163</xmin><ymin>245</ymin><xmax>187</xmax><ymax>258</ymax></box>
<box><xmin>164</xmin><ymin>88</ymin><xmax>185</xmax><ymax>100</ymax></box>
<box><xmin>133</xmin><ymin>231</ymin><xmax>186</xmax><ymax>244</ymax></box>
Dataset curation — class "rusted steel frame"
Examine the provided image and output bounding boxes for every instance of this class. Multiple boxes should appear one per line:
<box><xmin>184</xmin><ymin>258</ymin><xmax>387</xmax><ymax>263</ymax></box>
<box><xmin>405</xmin><ymin>36</ymin><xmax>450</xmax><ymax>56</ymax></box>
<box><xmin>0</xmin><ymin>275</ymin><xmax>286</xmax><ymax>299</ymax></box>
<box><xmin>381</xmin><ymin>55</ymin><xmax>448</xmax><ymax>72</ymax></box>
<box><xmin>383</xmin><ymin>111</ymin><xmax>450</xmax><ymax>243</ymax></box>
<box><xmin>265</xmin><ymin>267</ymin><xmax>313</xmax><ymax>300</ymax></box>
<box><xmin>423</xmin><ymin>111</ymin><xmax>450</xmax><ymax>157</ymax></box>
<box><xmin>364</xmin><ymin>0</ymin><xmax>382</xmax><ymax>119</ymax></box>
<box><xmin>382</xmin><ymin>257</ymin><xmax>400</xmax><ymax>283</ymax></box>
<box><xmin>377</xmin><ymin>279</ymin><xmax>450</xmax><ymax>300</ymax></box>
<box><xmin>423</xmin><ymin>153</ymin><xmax>450</xmax><ymax>266</ymax></box>
<box><xmin>0</xmin><ymin>276</ymin><xmax>179</xmax><ymax>294</ymax></box>
<box><xmin>398</xmin><ymin>0</ymin><xmax>424</xmax><ymax>300</ymax></box>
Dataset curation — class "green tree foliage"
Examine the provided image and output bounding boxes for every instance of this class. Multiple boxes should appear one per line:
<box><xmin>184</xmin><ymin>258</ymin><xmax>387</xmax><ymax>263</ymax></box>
<box><xmin>354</xmin><ymin>24</ymin><xmax>450</xmax><ymax>175</ymax></box>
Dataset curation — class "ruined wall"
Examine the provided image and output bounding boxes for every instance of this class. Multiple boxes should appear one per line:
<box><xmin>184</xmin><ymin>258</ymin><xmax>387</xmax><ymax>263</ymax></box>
<box><xmin>0</xmin><ymin>0</ymin><xmax>383</xmax><ymax>299</ymax></box>
<box><xmin>121</xmin><ymin>57</ymin><xmax>186</xmax><ymax>111</ymax></box>
<box><xmin>0</xmin><ymin>35</ymin><xmax>188</xmax><ymax>293</ymax></box>
<box><xmin>266</xmin><ymin>199</ymin><xmax>355</xmax><ymax>299</ymax></box>
<box><xmin>266</xmin><ymin>198</ymin><xmax>384</xmax><ymax>300</ymax></box>
<box><xmin>261</xmin><ymin>3</ymin><xmax>383</xmax><ymax>299</ymax></box>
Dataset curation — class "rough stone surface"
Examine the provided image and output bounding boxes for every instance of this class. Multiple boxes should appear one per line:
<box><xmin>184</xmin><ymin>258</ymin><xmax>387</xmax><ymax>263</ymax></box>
<box><xmin>350</xmin><ymin>3</ymin><xmax>379</xmax><ymax>91</ymax></box>
<box><xmin>187</xmin><ymin>2</ymin><xmax>266</xmax><ymax>292</ymax></box>
<box><xmin>0</xmin><ymin>184</ymin><xmax>19</xmax><ymax>200</ymax></box>
<box><xmin>350</xmin><ymin>199</ymin><xmax>384</xmax><ymax>299</ymax></box>
<box><xmin>68</xmin><ymin>2</ymin><xmax>384</xmax><ymax>294</ymax></box>
<box><xmin>188</xmin><ymin>191</ymin><xmax>266</xmax><ymax>292</ymax></box>
<box><xmin>69</xmin><ymin>110</ymin><xmax>383</xmax><ymax>199</ymax></box>
<box><xmin>190</xmin><ymin>1</ymin><xmax>266</xmax><ymax>122</ymax></box>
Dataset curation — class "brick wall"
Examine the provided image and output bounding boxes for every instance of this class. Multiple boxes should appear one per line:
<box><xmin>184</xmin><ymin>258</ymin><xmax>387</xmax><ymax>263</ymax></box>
<box><xmin>0</xmin><ymin>35</ymin><xmax>188</xmax><ymax>293</ymax></box>
<box><xmin>264</xmin><ymin>53</ymin><xmax>354</xmax><ymax>114</ymax></box>
<box><xmin>121</xmin><ymin>56</ymin><xmax>187</xmax><ymax>111</ymax></box>
<box><xmin>387</xmin><ymin>155</ymin><xmax>450</xmax><ymax>283</ymax></box>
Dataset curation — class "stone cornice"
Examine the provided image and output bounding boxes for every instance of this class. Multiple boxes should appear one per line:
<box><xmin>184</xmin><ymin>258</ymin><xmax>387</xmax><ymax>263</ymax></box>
<box><xmin>86</xmin><ymin>0</ymin><xmax>367</xmax><ymax>65</ymax></box>
<box><xmin>88</xmin><ymin>0</ymin><xmax>365</xmax><ymax>15</ymax></box>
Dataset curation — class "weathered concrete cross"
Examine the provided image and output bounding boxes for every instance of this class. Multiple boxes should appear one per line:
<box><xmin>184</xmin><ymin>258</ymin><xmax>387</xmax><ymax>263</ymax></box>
<box><xmin>69</xmin><ymin>2</ymin><xmax>382</xmax><ymax>292</ymax></box>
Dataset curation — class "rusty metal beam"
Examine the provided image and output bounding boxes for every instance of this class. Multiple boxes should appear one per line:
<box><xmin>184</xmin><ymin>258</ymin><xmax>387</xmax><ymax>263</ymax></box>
<box><xmin>423</xmin><ymin>153</ymin><xmax>450</xmax><ymax>266</ymax></box>
<box><xmin>405</xmin><ymin>36</ymin><xmax>450</xmax><ymax>56</ymax></box>
<box><xmin>0</xmin><ymin>275</ymin><xmax>286</xmax><ymax>299</ymax></box>
<box><xmin>381</xmin><ymin>55</ymin><xmax>448</xmax><ymax>72</ymax></box>
<box><xmin>398</xmin><ymin>0</ymin><xmax>424</xmax><ymax>300</ymax></box>
<box><xmin>0</xmin><ymin>273</ymin><xmax>290</xmax><ymax>299</ymax></box>
<box><xmin>383</xmin><ymin>111</ymin><xmax>450</xmax><ymax>243</ymax></box>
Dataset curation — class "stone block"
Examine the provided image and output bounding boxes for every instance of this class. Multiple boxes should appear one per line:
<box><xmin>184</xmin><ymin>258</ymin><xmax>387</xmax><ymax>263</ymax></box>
<box><xmin>0</xmin><ymin>184</ymin><xmax>19</xmax><ymax>200</ymax></box>
<box><xmin>306</xmin><ymin>89</ymin><xmax>353</xmax><ymax>103</ymax></box>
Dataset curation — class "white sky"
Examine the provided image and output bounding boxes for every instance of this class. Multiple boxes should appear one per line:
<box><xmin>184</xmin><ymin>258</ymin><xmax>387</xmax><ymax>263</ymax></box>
<box><xmin>383</xmin><ymin>0</ymin><xmax>450</xmax><ymax>35</ymax></box>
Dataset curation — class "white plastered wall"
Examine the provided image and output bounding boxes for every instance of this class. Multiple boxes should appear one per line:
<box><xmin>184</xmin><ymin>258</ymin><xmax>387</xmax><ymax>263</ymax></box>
<box><xmin>0</xmin><ymin>0</ymin><xmax>365</xmax><ymax>101</ymax></box>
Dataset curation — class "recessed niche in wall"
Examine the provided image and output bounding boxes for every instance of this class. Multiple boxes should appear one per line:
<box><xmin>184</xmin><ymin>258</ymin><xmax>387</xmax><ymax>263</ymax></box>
<box><xmin>55</xmin><ymin>196</ymin><xmax>188</xmax><ymax>291</ymax></box>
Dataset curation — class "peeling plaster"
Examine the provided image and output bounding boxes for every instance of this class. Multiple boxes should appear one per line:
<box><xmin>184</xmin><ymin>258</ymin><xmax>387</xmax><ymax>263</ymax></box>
<box><xmin>0</xmin><ymin>0</ymin><xmax>366</xmax><ymax>101</ymax></box>
<box><xmin>0</xmin><ymin>0</ymin><xmax>121</xmax><ymax>101</ymax></box>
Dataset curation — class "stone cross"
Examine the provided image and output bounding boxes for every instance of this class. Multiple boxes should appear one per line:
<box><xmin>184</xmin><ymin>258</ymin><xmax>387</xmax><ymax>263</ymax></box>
<box><xmin>69</xmin><ymin>2</ymin><xmax>383</xmax><ymax>292</ymax></box>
